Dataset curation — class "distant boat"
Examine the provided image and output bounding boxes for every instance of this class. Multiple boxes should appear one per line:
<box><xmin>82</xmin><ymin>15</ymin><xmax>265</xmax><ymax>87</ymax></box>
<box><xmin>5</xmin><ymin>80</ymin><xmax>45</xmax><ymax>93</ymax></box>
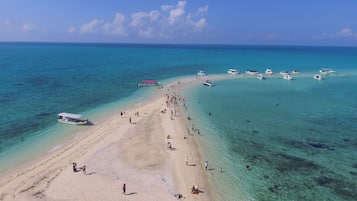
<box><xmin>137</xmin><ymin>79</ymin><xmax>161</xmax><ymax>87</ymax></box>
<box><xmin>319</xmin><ymin>68</ymin><xmax>335</xmax><ymax>75</ymax></box>
<box><xmin>197</xmin><ymin>70</ymin><xmax>207</xmax><ymax>76</ymax></box>
<box><xmin>245</xmin><ymin>70</ymin><xmax>258</xmax><ymax>75</ymax></box>
<box><xmin>58</xmin><ymin>112</ymin><xmax>89</xmax><ymax>125</ymax></box>
<box><xmin>291</xmin><ymin>70</ymin><xmax>301</xmax><ymax>75</ymax></box>
<box><xmin>227</xmin><ymin>68</ymin><xmax>239</xmax><ymax>75</ymax></box>
<box><xmin>257</xmin><ymin>74</ymin><xmax>265</xmax><ymax>80</ymax></box>
<box><xmin>265</xmin><ymin>69</ymin><xmax>273</xmax><ymax>75</ymax></box>
<box><xmin>202</xmin><ymin>80</ymin><xmax>214</xmax><ymax>87</ymax></box>
<box><xmin>283</xmin><ymin>74</ymin><xmax>293</xmax><ymax>80</ymax></box>
<box><xmin>280</xmin><ymin>71</ymin><xmax>289</xmax><ymax>76</ymax></box>
<box><xmin>313</xmin><ymin>74</ymin><xmax>323</xmax><ymax>80</ymax></box>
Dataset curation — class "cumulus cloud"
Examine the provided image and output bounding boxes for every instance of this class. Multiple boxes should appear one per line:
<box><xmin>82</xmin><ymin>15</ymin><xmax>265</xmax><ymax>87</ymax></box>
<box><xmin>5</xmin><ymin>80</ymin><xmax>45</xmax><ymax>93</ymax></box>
<box><xmin>337</xmin><ymin>28</ymin><xmax>354</xmax><ymax>37</ymax></box>
<box><xmin>168</xmin><ymin>1</ymin><xmax>186</xmax><ymax>26</ymax></box>
<box><xmin>22</xmin><ymin>23</ymin><xmax>36</xmax><ymax>32</ymax></box>
<box><xmin>67</xmin><ymin>26</ymin><xmax>76</xmax><ymax>33</ymax></box>
<box><xmin>320</xmin><ymin>28</ymin><xmax>357</xmax><ymax>39</ymax></box>
<box><xmin>80</xmin><ymin>19</ymin><xmax>102</xmax><ymax>33</ymax></box>
<box><xmin>104</xmin><ymin>13</ymin><xmax>126</xmax><ymax>35</ymax></box>
<box><xmin>130</xmin><ymin>10</ymin><xmax>160</xmax><ymax>27</ymax></box>
<box><xmin>74</xmin><ymin>0</ymin><xmax>209</xmax><ymax>40</ymax></box>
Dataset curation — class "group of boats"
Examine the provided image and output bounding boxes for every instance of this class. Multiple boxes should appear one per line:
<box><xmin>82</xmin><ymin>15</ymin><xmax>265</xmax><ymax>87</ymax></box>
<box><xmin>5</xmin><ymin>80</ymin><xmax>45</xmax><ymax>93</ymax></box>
<box><xmin>197</xmin><ymin>67</ymin><xmax>337</xmax><ymax>87</ymax></box>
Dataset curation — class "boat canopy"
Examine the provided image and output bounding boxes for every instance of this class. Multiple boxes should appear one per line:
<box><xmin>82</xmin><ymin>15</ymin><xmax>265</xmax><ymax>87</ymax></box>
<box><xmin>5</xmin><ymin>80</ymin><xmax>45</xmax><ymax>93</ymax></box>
<box><xmin>142</xmin><ymin>80</ymin><xmax>158</xmax><ymax>84</ymax></box>
<box><xmin>58</xmin><ymin>112</ymin><xmax>83</xmax><ymax>119</ymax></box>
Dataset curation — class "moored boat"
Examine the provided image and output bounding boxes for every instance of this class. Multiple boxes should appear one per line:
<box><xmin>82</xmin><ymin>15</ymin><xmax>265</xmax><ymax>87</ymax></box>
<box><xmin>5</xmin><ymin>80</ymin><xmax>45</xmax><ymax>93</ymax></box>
<box><xmin>58</xmin><ymin>112</ymin><xmax>89</xmax><ymax>125</ymax></box>
<box><xmin>265</xmin><ymin>69</ymin><xmax>273</xmax><ymax>75</ymax></box>
<box><xmin>197</xmin><ymin>70</ymin><xmax>207</xmax><ymax>76</ymax></box>
<box><xmin>291</xmin><ymin>70</ymin><xmax>300</xmax><ymax>74</ymax></box>
<box><xmin>245</xmin><ymin>70</ymin><xmax>258</xmax><ymax>75</ymax></box>
<box><xmin>227</xmin><ymin>68</ymin><xmax>239</xmax><ymax>75</ymax></box>
<box><xmin>319</xmin><ymin>68</ymin><xmax>335</xmax><ymax>75</ymax></box>
<box><xmin>283</xmin><ymin>74</ymin><xmax>293</xmax><ymax>80</ymax></box>
<box><xmin>313</xmin><ymin>74</ymin><xmax>323</xmax><ymax>80</ymax></box>
<box><xmin>280</xmin><ymin>71</ymin><xmax>289</xmax><ymax>76</ymax></box>
<box><xmin>202</xmin><ymin>80</ymin><xmax>214</xmax><ymax>87</ymax></box>
<box><xmin>257</xmin><ymin>74</ymin><xmax>265</xmax><ymax>80</ymax></box>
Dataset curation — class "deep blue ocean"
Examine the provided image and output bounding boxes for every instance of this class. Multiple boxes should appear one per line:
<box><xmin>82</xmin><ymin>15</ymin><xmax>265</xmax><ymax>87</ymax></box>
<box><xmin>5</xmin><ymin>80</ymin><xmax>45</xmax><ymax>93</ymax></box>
<box><xmin>1</xmin><ymin>43</ymin><xmax>356</xmax><ymax>200</ymax></box>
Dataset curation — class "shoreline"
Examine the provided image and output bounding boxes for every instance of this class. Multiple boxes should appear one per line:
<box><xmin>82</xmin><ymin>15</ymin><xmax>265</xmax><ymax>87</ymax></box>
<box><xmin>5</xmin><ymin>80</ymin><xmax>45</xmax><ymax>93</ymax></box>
<box><xmin>0</xmin><ymin>75</ymin><xmax>233</xmax><ymax>201</ymax></box>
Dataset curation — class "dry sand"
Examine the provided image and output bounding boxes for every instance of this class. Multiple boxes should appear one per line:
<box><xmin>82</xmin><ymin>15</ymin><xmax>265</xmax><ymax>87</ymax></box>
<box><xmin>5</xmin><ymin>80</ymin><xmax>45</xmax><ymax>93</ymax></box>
<box><xmin>0</xmin><ymin>75</ymin><xmax>234</xmax><ymax>201</ymax></box>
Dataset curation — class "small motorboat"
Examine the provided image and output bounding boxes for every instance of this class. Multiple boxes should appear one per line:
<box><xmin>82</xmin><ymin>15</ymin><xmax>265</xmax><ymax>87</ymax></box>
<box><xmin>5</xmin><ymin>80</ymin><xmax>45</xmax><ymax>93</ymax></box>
<box><xmin>202</xmin><ymin>80</ymin><xmax>214</xmax><ymax>87</ymax></box>
<box><xmin>319</xmin><ymin>68</ymin><xmax>335</xmax><ymax>75</ymax></box>
<box><xmin>313</xmin><ymin>74</ymin><xmax>323</xmax><ymax>80</ymax></box>
<box><xmin>283</xmin><ymin>74</ymin><xmax>293</xmax><ymax>80</ymax></box>
<box><xmin>280</xmin><ymin>71</ymin><xmax>289</xmax><ymax>76</ymax></box>
<box><xmin>257</xmin><ymin>74</ymin><xmax>265</xmax><ymax>80</ymax></box>
<box><xmin>227</xmin><ymin>68</ymin><xmax>239</xmax><ymax>75</ymax></box>
<box><xmin>291</xmin><ymin>70</ymin><xmax>301</xmax><ymax>75</ymax></box>
<box><xmin>265</xmin><ymin>69</ymin><xmax>273</xmax><ymax>75</ymax></box>
<box><xmin>197</xmin><ymin>70</ymin><xmax>207</xmax><ymax>76</ymax></box>
<box><xmin>245</xmin><ymin>70</ymin><xmax>258</xmax><ymax>75</ymax></box>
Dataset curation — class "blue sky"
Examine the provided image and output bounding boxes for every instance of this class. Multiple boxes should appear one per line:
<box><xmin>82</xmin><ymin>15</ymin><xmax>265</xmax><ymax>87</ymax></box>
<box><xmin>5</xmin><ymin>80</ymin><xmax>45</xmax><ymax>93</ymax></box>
<box><xmin>0</xmin><ymin>0</ymin><xmax>357</xmax><ymax>46</ymax></box>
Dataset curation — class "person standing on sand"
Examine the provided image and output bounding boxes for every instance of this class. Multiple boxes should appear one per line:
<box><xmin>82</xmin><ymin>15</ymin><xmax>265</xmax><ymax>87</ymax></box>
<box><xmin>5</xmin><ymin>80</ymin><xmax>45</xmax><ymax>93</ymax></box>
<box><xmin>129</xmin><ymin>117</ymin><xmax>132</xmax><ymax>124</ymax></box>
<box><xmin>123</xmin><ymin>183</ymin><xmax>126</xmax><ymax>195</ymax></box>
<box><xmin>82</xmin><ymin>165</ymin><xmax>87</xmax><ymax>175</ymax></box>
<box><xmin>185</xmin><ymin>156</ymin><xmax>189</xmax><ymax>166</ymax></box>
<box><xmin>72</xmin><ymin>162</ymin><xmax>77</xmax><ymax>172</ymax></box>
<box><xmin>204</xmin><ymin>161</ymin><xmax>208</xmax><ymax>170</ymax></box>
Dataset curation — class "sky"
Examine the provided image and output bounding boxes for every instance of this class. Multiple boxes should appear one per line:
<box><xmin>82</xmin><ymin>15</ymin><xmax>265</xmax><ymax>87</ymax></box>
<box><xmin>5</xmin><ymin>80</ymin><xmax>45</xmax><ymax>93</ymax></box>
<box><xmin>1</xmin><ymin>0</ymin><xmax>357</xmax><ymax>46</ymax></box>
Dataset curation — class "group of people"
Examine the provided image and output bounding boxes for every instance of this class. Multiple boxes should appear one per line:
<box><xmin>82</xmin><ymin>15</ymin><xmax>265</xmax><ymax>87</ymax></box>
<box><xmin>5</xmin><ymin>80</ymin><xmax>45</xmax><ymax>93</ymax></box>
<box><xmin>72</xmin><ymin>162</ymin><xmax>87</xmax><ymax>175</ymax></box>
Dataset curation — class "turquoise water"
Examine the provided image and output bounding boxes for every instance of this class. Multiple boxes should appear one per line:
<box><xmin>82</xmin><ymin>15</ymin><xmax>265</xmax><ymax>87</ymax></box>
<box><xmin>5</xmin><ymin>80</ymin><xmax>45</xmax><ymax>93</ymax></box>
<box><xmin>1</xmin><ymin>43</ymin><xmax>357</xmax><ymax>200</ymax></box>
<box><xmin>184</xmin><ymin>76</ymin><xmax>357</xmax><ymax>200</ymax></box>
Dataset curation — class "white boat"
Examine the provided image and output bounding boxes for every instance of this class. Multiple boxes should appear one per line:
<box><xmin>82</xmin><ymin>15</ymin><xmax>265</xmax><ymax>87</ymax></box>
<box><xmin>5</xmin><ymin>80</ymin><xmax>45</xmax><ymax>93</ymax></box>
<box><xmin>58</xmin><ymin>112</ymin><xmax>89</xmax><ymax>125</ymax></box>
<box><xmin>283</xmin><ymin>74</ymin><xmax>293</xmax><ymax>80</ymax></box>
<box><xmin>202</xmin><ymin>80</ymin><xmax>214</xmax><ymax>87</ymax></box>
<box><xmin>257</xmin><ymin>74</ymin><xmax>265</xmax><ymax>80</ymax></box>
<box><xmin>313</xmin><ymin>74</ymin><xmax>323</xmax><ymax>80</ymax></box>
<box><xmin>291</xmin><ymin>70</ymin><xmax>300</xmax><ymax>75</ymax></box>
<box><xmin>197</xmin><ymin>70</ymin><xmax>207</xmax><ymax>76</ymax></box>
<box><xmin>280</xmin><ymin>71</ymin><xmax>289</xmax><ymax>76</ymax></box>
<box><xmin>245</xmin><ymin>70</ymin><xmax>258</xmax><ymax>75</ymax></box>
<box><xmin>227</xmin><ymin>68</ymin><xmax>239</xmax><ymax>75</ymax></box>
<box><xmin>319</xmin><ymin>68</ymin><xmax>335</xmax><ymax>75</ymax></box>
<box><xmin>265</xmin><ymin>69</ymin><xmax>273</xmax><ymax>75</ymax></box>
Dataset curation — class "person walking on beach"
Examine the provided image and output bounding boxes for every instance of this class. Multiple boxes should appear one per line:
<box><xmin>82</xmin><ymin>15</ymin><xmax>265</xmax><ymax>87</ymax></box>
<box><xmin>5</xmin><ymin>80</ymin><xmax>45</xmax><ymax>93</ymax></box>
<box><xmin>72</xmin><ymin>162</ymin><xmax>77</xmax><ymax>172</ymax></box>
<box><xmin>185</xmin><ymin>156</ymin><xmax>189</xmax><ymax>166</ymax></box>
<box><xmin>82</xmin><ymin>165</ymin><xmax>87</xmax><ymax>175</ymax></box>
<box><xmin>122</xmin><ymin>183</ymin><xmax>126</xmax><ymax>195</ymax></box>
<box><xmin>129</xmin><ymin>117</ymin><xmax>132</xmax><ymax>124</ymax></box>
<box><xmin>204</xmin><ymin>161</ymin><xmax>208</xmax><ymax>170</ymax></box>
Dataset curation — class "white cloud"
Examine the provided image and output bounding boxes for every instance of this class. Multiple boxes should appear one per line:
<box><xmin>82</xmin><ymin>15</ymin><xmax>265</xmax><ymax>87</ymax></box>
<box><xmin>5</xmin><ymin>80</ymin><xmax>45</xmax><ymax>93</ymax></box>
<box><xmin>139</xmin><ymin>27</ymin><xmax>153</xmax><ymax>38</ymax></box>
<box><xmin>75</xmin><ymin>1</ymin><xmax>208</xmax><ymax>40</ymax></box>
<box><xmin>197</xmin><ymin>5</ymin><xmax>208</xmax><ymax>15</ymax></box>
<box><xmin>67</xmin><ymin>26</ymin><xmax>76</xmax><ymax>33</ymax></box>
<box><xmin>22</xmin><ymin>23</ymin><xmax>36</xmax><ymax>32</ymax></box>
<box><xmin>337</xmin><ymin>28</ymin><xmax>353</xmax><ymax>37</ymax></box>
<box><xmin>194</xmin><ymin>18</ymin><xmax>207</xmax><ymax>31</ymax></box>
<box><xmin>168</xmin><ymin>1</ymin><xmax>186</xmax><ymax>25</ymax></box>
<box><xmin>80</xmin><ymin>19</ymin><xmax>102</xmax><ymax>33</ymax></box>
<box><xmin>104</xmin><ymin>13</ymin><xmax>126</xmax><ymax>35</ymax></box>
<box><xmin>320</xmin><ymin>28</ymin><xmax>357</xmax><ymax>39</ymax></box>
<box><xmin>130</xmin><ymin>10</ymin><xmax>160</xmax><ymax>28</ymax></box>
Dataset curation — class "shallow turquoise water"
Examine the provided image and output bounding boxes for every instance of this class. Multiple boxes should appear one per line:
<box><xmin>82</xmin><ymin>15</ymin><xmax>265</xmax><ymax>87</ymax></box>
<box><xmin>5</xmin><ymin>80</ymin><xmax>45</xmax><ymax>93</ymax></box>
<box><xmin>1</xmin><ymin>43</ymin><xmax>357</xmax><ymax>200</ymax></box>
<box><xmin>184</xmin><ymin>76</ymin><xmax>357</xmax><ymax>201</ymax></box>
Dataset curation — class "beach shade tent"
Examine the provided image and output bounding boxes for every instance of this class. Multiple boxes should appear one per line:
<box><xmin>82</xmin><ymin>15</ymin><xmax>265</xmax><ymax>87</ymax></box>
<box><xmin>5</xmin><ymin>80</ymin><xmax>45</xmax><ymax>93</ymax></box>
<box><xmin>137</xmin><ymin>79</ymin><xmax>161</xmax><ymax>87</ymax></box>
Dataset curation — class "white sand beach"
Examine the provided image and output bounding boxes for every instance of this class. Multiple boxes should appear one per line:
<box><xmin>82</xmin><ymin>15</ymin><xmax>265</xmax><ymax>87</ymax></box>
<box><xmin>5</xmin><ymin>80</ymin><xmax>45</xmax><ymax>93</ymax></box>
<box><xmin>0</xmin><ymin>75</ymin><xmax>233</xmax><ymax>201</ymax></box>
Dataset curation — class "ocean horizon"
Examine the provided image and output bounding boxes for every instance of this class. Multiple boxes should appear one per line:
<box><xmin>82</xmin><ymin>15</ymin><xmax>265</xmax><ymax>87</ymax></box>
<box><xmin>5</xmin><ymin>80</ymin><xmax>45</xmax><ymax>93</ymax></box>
<box><xmin>1</xmin><ymin>42</ymin><xmax>357</xmax><ymax>200</ymax></box>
